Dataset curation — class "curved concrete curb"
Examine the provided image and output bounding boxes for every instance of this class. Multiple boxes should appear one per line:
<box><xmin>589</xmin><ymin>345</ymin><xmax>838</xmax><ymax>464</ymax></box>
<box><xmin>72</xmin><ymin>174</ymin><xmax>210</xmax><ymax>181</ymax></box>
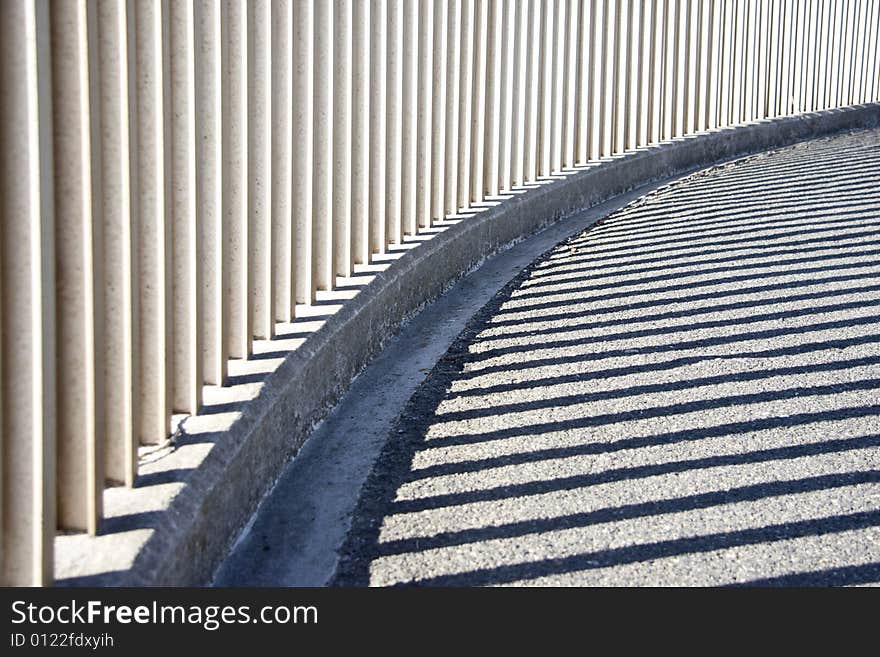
<box><xmin>57</xmin><ymin>104</ymin><xmax>879</xmax><ymax>586</ymax></box>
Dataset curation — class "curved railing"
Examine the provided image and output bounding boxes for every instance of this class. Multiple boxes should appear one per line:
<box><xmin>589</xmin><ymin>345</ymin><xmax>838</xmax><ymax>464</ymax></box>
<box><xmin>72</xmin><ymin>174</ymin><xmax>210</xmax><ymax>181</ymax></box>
<box><xmin>1</xmin><ymin>0</ymin><xmax>878</xmax><ymax>584</ymax></box>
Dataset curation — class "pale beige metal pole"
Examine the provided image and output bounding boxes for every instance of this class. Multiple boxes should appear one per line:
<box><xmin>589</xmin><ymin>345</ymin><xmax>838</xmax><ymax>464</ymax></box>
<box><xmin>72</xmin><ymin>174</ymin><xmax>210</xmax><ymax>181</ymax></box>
<box><xmin>598</xmin><ymin>0</ymin><xmax>610</xmax><ymax>154</ymax></box>
<box><xmin>333</xmin><ymin>0</ymin><xmax>353</xmax><ymax>272</ymax></box>
<box><xmin>634</xmin><ymin>0</ymin><xmax>646</xmax><ymax>146</ymax></box>
<box><xmin>670</xmin><ymin>0</ymin><xmax>681</xmax><ymax>137</ymax></box>
<box><xmin>223</xmin><ymin>0</ymin><xmax>253</xmax><ymax>352</ymax></box>
<box><xmin>647</xmin><ymin>0</ymin><xmax>660</xmax><ymax>143</ymax></box>
<box><xmin>196</xmin><ymin>0</ymin><xmax>226</xmax><ymax>383</ymax></box>
<box><xmin>511</xmin><ymin>0</ymin><xmax>527</xmax><ymax>184</ymax></box>
<box><xmin>611</xmin><ymin>0</ymin><xmax>623</xmax><ymax>152</ymax></box>
<box><xmin>524</xmin><ymin>0</ymin><xmax>539</xmax><ymax>180</ymax></box>
<box><xmin>95</xmin><ymin>0</ymin><xmax>138</xmax><ymax>485</ymax></box>
<box><xmin>444</xmin><ymin>0</ymin><xmax>460</xmax><ymax>212</ymax></box>
<box><xmin>470</xmin><ymin>0</ymin><xmax>488</xmax><ymax>203</ymax></box>
<box><xmin>537</xmin><ymin>0</ymin><xmax>551</xmax><ymax>172</ymax></box>
<box><xmin>623</xmin><ymin>0</ymin><xmax>635</xmax><ymax>151</ymax></box>
<box><xmin>497</xmin><ymin>0</ymin><xmax>513</xmax><ymax>190</ymax></box>
<box><xmin>368</xmin><ymin>0</ymin><xmax>386</xmax><ymax>252</ymax></box>
<box><xmin>313</xmin><ymin>0</ymin><xmax>336</xmax><ymax>281</ymax></box>
<box><xmin>429</xmin><ymin>0</ymin><xmax>446</xmax><ymax>224</ymax></box>
<box><xmin>0</xmin><ymin>0</ymin><xmax>57</xmax><ymax>586</ymax></box>
<box><xmin>417</xmin><ymin>0</ymin><xmax>435</xmax><ymax>228</ymax></box>
<box><xmin>351</xmin><ymin>0</ymin><xmax>369</xmax><ymax>263</ymax></box>
<box><xmin>135</xmin><ymin>0</ymin><xmax>172</xmax><ymax>443</ymax></box>
<box><xmin>481</xmin><ymin>0</ymin><xmax>499</xmax><ymax>198</ymax></box>
<box><xmin>385</xmin><ymin>0</ymin><xmax>402</xmax><ymax>243</ymax></box>
<box><xmin>248</xmin><ymin>0</ymin><xmax>273</xmax><ymax>336</ymax></box>
<box><xmin>313</xmin><ymin>0</ymin><xmax>336</xmax><ymax>285</ymax></box>
<box><xmin>549</xmin><ymin>0</ymin><xmax>565</xmax><ymax>170</ymax></box>
<box><xmin>705</xmin><ymin>0</ymin><xmax>716</xmax><ymax>130</ymax></box>
<box><xmin>457</xmin><ymin>0</ymin><xmax>474</xmax><ymax>207</ymax></box>
<box><xmin>659</xmin><ymin>0</ymin><xmax>670</xmax><ymax>140</ymax></box>
<box><xmin>401</xmin><ymin>0</ymin><xmax>418</xmax><ymax>236</ymax></box>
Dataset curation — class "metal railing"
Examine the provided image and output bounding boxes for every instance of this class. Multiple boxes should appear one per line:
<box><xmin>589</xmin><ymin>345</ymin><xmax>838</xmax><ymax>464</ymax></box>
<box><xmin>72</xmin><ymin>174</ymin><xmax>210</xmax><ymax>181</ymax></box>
<box><xmin>1</xmin><ymin>0</ymin><xmax>878</xmax><ymax>585</ymax></box>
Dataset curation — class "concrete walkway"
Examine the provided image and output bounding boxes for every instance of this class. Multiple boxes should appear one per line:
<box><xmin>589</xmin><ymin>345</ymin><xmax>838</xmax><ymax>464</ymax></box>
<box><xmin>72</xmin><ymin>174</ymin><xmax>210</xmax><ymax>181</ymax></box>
<box><xmin>333</xmin><ymin>129</ymin><xmax>880</xmax><ymax>586</ymax></box>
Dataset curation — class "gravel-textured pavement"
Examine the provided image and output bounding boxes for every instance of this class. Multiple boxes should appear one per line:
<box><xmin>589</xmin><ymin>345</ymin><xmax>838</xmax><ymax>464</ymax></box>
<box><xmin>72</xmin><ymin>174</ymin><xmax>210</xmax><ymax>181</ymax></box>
<box><xmin>334</xmin><ymin>129</ymin><xmax>880</xmax><ymax>586</ymax></box>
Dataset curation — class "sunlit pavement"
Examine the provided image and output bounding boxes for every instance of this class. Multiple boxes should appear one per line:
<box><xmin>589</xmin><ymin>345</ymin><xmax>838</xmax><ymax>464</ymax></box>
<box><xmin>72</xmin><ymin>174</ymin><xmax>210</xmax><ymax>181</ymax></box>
<box><xmin>334</xmin><ymin>130</ymin><xmax>880</xmax><ymax>586</ymax></box>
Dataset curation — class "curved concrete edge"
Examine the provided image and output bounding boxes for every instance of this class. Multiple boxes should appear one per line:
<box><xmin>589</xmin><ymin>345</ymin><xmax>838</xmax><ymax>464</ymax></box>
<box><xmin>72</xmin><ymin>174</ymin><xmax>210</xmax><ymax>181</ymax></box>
<box><xmin>56</xmin><ymin>104</ymin><xmax>879</xmax><ymax>586</ymax></box>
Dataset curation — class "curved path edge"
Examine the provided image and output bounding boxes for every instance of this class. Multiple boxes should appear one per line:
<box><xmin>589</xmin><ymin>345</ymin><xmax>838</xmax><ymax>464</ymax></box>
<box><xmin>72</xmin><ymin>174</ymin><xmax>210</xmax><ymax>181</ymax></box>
<box><xmin>59</xmin><ymin>105</ymin><xmax>879</xmax><ymax>586</ymax></box>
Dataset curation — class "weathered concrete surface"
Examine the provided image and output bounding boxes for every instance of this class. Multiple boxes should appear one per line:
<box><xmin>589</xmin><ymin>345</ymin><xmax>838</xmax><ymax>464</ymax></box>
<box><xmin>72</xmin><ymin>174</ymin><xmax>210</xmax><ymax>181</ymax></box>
<box><xmin>57</xmin><ymin>105</ymin><xmax>879</xmax><ymax>586</ymax></box>
<box><xmin>334</xmin><ymin>128</ymin><xmax>880</xmax><ymax>586</ymax></box>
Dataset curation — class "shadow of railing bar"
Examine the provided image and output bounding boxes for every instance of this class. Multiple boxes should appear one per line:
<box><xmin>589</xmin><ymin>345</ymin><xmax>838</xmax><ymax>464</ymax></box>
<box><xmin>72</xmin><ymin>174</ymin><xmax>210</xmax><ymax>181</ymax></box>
<box><xmin>530</xmin><ymin>229</ymin><xmax>880</xmax><ymax>278</ymax></box>
<box><xmin>513</xmin><ymin>253</ymin><xmax>880</xmax><ymax>304</ymax></box>
<box><xmin>395</xmin><ymin>435</ymin><xmax>880</xmax><ymax>515</ymax></box>
<box><xmin>578</xmin><ymin>196</ymin><xmax>880</xmax><ymax>246</ymax></box>
<box><xmin>522</xmin><ymin>241</ymin><xmax>880</xmax><ymax>295</ymax></box>
<box><xmin>443</xmin><ymin>354</ymin><xmax>880</xmax><ymax>422</ymax></box>
<box><xmin>403</xmin><ymin>508</ymin><xmax>880</xmax><ymax>587</ymax></box>
<box><xmin>378</xmin><ymin>470</ymin><xmax>880</xmax><ymax>557</ymax></box>
<box><xmin>474</xmin><ymin>295</ymin><xmax>880</xmax><ymax>362</ymax></box>
<box><xmin>410</xmin><ymin>405</ymin><xmax>880</xmax><ymax>474</ymax></box>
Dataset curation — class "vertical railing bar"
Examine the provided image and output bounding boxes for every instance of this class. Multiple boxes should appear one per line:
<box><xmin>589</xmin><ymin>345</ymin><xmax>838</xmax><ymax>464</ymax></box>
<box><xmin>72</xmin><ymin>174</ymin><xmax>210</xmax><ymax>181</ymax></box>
<box><xmin>249</xmin><ymin>0</ymin><xmax>273</xmax><ymax>335</ymax></box>
<box><xmin>368</xmin><ymin>0</ymin><xmax>386</xmax><ymax>252</ymax></box>
<box><xmin>848</xmin><ymin>0</ymin><xmax>862</xmax><ymax>105</ymax></box>
<box><xmin>611</xmin><ymin>0</ymin><xmax>622</xmax><ymax>153</ymax></box>
<box><xmin>0</xmin><ymin>0</ymin><xmax>57</xmax><ymax>585</ymax></box>
<box><xmin>587</xmin><ymin>0</ymin><xmax>599</xmax><ymax>159</ymax></box>
<box><xmin>511</xmin><ymin>0</ymin><xmax>526</xmax><ymax>182</ymax></box>
<box><xmin>705</xmin><ymin>0</ymin><xmax>716</xmax><ymax>130</ymax></box>
<box><xmin>417</xmin><ymin>0</ymin><xmax>436</xmax><ymax>229</ymax></box>
<box><xmin>549</xmin><ymin>0</ymin><xmax>564</xmax><ymax>170</ymax></box>
<box><xmin>763</xmin><ymin>0</ymin><xmax>774</xmax><ymax>117</ymax></box>
<box><xmin>54</xmin><ymin>0</ymin><xmax>102</xmax><ymax>534</ymax></box>
<box><xmin>693</xmin><ymin>0</ymin><xmax>703</xmax><ymax>132</ymax></box>
<box><xmin>457</xmin><ymin>0</ymin><xmax>473</xmax><ymax>207</ymax></box>
<box><xmin>401</xmin><ymin>0</ymin><xmax>417</xmax><ymax>236</ymax></box>
<box><xmin>623</xmin><ymin>0</ymin><xmax>635</xmax><ymax>150</ymax></box>
<box><xmin>812</xmin><ymin>0</ymin><xmax>820</xmax><ymax>110</ymax></box>
<box><xmin>196</xmin><ymin>0</ymin><xmax>226</xmax><ymax>386</ymax></box>
<box><xmin>293</xmin><ymin>0</ymin><xmax>314</xmax><ymax>303</ymax></box>
<box><xmin>482</xmin><ymin>0</ymin><xmax>500</xmax><ymax>197</ymax></box>
<box><xmin>497</xmin><ymin>0</ymin><xmax>512</xmax><ymax>189</ymax></box>
<box><xmin>444</xmin><ymin>0</ymin><xmax>460</xmax><ymax>212</ymax></box>
<box><xmin>598</xmin><ymin>0</ymin><xmax>610</xmax><ymax>154</ymax></box>
<box><xmin>869</xmin><ymin>0</ymin><xmax>880</xmax><ymax>101</ymax></box>
<box><xmin>634</xmin><ymin>0</ymin><xmax>646</xmax><ymax>145</ymax></box>
<box><xmin>536</xmin><ymin>0</ymin><xmax>550</xmax><ymax>172</ymax></box>
<box><xmin>739</xmin><ymin>0</ymin><xmax>750</xmax><ymax>122</ymax></box>
<box><xmin>562</xmin><ymin>0</ymin><xmax>578</xmax><ymax>167</ymax></box>
<box><xmin>825</xmin><ymin>0</ymin><xmax>837</xmax><ymax>109</ymax></box>
<box><xmin>134</xmin><ymin>0</ymin><xmax>172</xmax><ymax>443</ymax></box>
<box><xmin>270</xmin><ymin>0</ymin><xmax>293</xmax><ymax>320</ymax></box>
<box><xmin>351</xmin><ymin>0</ymin><xmax>369</xmax><ymax>262</ymax></box>
<box><xmin>95</xmin><ymin>0</ymin><xmax>138</xmax><ymax>486</ymax></box>
<box><xmin>753</xmin><ymin>0</ymin><xmax>762</xmax><ymax>119</ymax></box>
<box><xmin>647</xmin><ymin>0</ymin><xmax>659</xmax><ymax>143</ymax></box>
<box><xmin>385</xmin><ymin>0</ymin><xmax>402</xmax><ymax>244</ymax></box>
<box><xmin>729</xmin><ymin>0</ymin><xmax>739</xmax><ymax>123</ymax></box>
<box><xmin>670</xmin><ymin>0</ymin><xmax>681</xmax><ymax>137</ymax></box>
<box><xmin>222</xmin><ymin>0</ymin><xmax>252</xmax><ymax>352</ymax></box>
<box><xmin>333</xmin><ymin>0</ymin><xmax>353</xmax><ymax>270</ymax></box>
<box><xmin>777</xmin><ymin>0</ymin><xmax>788</xmax><ymax>116</ymax></box>
<box><xmin>428</xmin><ymin>0</ymin><xmax>446</xmax><ymax>224</ymax></box>
<box><xmin>836</xmin><ymin>0</ymin><xmax>846</xmax><ymax>107</ymax></box>
<box><xmin>470</xmin><ymin>0</ymin><xmax>487</xmax><ymax>203</ymax></box>
<box><xmin>682</xmin><ymin>0</ymin><xmax>692</xmax><ymax>135</ymax></box>
<box><xmin>659</xmin><ymin>0</ymin><xmax>670</xmax><ymax>140</ymax></box>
